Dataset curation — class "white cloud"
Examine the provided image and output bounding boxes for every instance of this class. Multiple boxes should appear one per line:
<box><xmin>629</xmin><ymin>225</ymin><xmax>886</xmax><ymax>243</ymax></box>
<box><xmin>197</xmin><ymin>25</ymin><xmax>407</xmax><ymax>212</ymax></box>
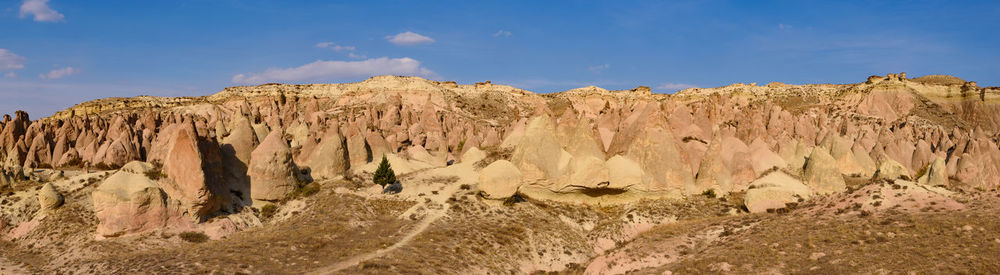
<box><xmin>348</xmin><ymin>52</ymin><xmax>367</xmax><ymax>59</ymax></box>
<box><xmin>385</xmin><ymin>31</ymin><xmax>435</xmax><ymax>46</ymax></box>
<box><xmin>4</xmin><ymin>72</ymin><xmax>16</xmax><ymax>79</ymax></box>
<box><xmin>19</xmin><ymin>0</ymin><xmax>65</xmax><ymax>23</ymax></box>
<box><xmin>232</xmin><ymin>57</ymin><xmax>435</xmax><ymax>84</ymax></box>
<box><xmin>315</xmin><ymin>42</ymin><xmax>356</xmax><ymax>52</ymax></box>
<box><xmin>0</xmin><ymin>49</ymin><xmax>27</xmax><ymax>70</ymax></box>
<box><xmin>493</xmin><ymin>30</ymin><xmax>512</xmax><ymax>37</ymax></box>
<box><xmin>657</xmin><ymin>83</ymin><xmax>698</xmax><ymax>91</ymax></box>
<box><xmin>39</xmin><ymin>66</ymin><xmax>77</xmax><ymax>80</ymax></box>
<box><xmin>778</xmin><ymin>24</ymin><xmax>792</xmax><ymax>30</ymax></box>
<box><xmin>588</xmin><ymin>64</ymin><xmax>610</xmax><ymax>73</ymax></box>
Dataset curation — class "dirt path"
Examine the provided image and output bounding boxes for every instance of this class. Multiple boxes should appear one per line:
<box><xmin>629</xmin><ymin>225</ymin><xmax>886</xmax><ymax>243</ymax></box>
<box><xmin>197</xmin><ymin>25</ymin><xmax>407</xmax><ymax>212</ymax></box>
<box><xmin>310</xmin><ymin>161</ymin><xmax>479</xmax><ymax>274</ymax></box>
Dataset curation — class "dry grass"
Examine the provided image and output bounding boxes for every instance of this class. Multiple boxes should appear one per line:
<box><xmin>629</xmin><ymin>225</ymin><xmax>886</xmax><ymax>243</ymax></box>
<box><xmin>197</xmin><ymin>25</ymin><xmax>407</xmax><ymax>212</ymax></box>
<box><xmin>7</xmin><ymin>171</ymin><xmax>1000</xmax><ymax>274</ymax></box>
<box><xmin>3</xmin><ymin>179</ymin><xmax>417</xmax><ymax>274</ymax></box>
<box><xmin>636</xmin><ymin>192</ymin><xmax>1000</xmax><ymax>274</ymax></box>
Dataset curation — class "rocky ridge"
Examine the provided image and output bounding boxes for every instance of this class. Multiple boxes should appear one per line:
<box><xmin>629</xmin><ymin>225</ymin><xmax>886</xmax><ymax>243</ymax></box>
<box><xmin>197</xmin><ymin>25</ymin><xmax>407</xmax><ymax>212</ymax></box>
<box><xmin>0</xmin><ymin>73</ymin><xmax>998</xmax><ymax>241</ymax></box>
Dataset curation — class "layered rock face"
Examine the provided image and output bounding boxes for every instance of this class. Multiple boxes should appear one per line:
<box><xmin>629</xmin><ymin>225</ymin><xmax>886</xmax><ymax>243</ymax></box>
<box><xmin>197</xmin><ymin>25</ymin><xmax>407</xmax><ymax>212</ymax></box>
<box><xmin>0</xmin><ymin>73</ymin><xmax>997</xmax><ymax>225</ymax></box>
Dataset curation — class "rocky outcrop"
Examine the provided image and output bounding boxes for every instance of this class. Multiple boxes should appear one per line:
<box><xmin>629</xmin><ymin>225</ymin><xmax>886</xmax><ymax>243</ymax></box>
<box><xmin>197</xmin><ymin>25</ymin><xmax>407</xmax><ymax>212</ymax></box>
<box><xmin>744</xmin><ymin>171</ymin><xmax>813</xmax><ymax>213</ymax></box>
<box><xmin>804</xmin><ymin>147</ymin><xmax>846</xmax><ymax>194</ymax></box>
<box><xmin>0</xmin><ymin>72</ymin><xmax>994</xmax><ymax>216</ymax></box>
<box><xmin>692</xmin><ymin>135</ymin><xmax>735</xmax><ymax>195</ymax></box>
<box><xmin>510</xmin><ymin>115</ymin><xmax>564</xmax><ymax>182</ymax></box>
<box><xmin>307</xmin><ymin>126</ymin><xmax>347</xmax><ymax>180</ymax></box>
<box><xmin>37</xmin><ymin>183</ymin><xmax>63</xmax><ymax>212</ymax></box>
<box><xmin>248</xmin><ymin>130</ymin><xmax>298</xmax><ymax>201</ymax></box>
<box><xmin>875</xmin><ymin>156</ymin><xmax>911</xmax><ymax>181</ymax></box>
<box><xmin>478</xmin><ymin>160</ymin><xmax>523</xmax><ymax>199</ymax></box>
<box><xmin>92</xmin><ymin>162</ymin><xmax>192</xmax><ymax>238</ymax></box>
<box><xmin>917</xmin><ymin>157</ymin><xmax>948</xmax><ymax>187</ymax></box>
<box><xmin>160</xmin><ymin>122</ymin><xmax>221</xmax><ymax>218</ymax></box>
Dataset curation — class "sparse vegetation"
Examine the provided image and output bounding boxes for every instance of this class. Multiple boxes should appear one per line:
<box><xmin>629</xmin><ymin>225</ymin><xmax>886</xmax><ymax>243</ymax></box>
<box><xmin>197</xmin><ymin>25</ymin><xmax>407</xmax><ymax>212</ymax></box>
<box><xmin>178</xmin><ymin>231</ymin><xmax>208</xmax><ymax>243</ymax></box>
<box><xmin>260</xmin><ymin>204</ymin><xmax>278</xmax><ymax>220</ymax></box>
<box><xmin>701</xmin><ymin>189</ymin><xmax>717</xmax><ymax>199</ymax></box>
<box><xmin>502</xmin><ymin>194</ymin><xmax>525</xmax><ymax>206</ymax></box>
<box><xmin>144</xmin><ymin>162</ymin><xmax>166</xmax><ymax>180</ymax></box>
<box><xmin>287</xmin><ymin>182</ymin><xmax>321</xmax><ymax>199</ymax></box>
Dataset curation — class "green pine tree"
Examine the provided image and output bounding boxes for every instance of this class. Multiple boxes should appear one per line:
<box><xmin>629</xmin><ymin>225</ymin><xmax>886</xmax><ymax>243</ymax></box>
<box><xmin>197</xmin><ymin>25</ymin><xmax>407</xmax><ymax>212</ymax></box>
<box><xmin>373</xmin><ymin>155</ymin><xmax>396</xmax><ymax>187</ymax></box>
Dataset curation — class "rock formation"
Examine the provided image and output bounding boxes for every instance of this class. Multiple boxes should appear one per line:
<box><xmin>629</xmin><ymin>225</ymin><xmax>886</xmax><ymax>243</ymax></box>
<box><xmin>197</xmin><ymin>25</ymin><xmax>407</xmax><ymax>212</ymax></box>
<box><xmin>478</xmin><ymin>160</ymin><xmax>523</xmax><ymax>199</ymax></box>
<box><xmin>92</xmin><ymin>162</ymin><xmax>192</xmax><ymax>238</ymax></box>
<box><xmin>37</xmin><ymin>183</ymin><xmax>63</xmax><ymax>212</ymax></box>
<box><xmin>248</xmin><ymin>130</ymin><xmax>298</xmax><ymax>201</ymax></box>
<box><xmin>0</xmin><ymin>72</ymin><xmax>994</xmax><ymax>239</ymax></box>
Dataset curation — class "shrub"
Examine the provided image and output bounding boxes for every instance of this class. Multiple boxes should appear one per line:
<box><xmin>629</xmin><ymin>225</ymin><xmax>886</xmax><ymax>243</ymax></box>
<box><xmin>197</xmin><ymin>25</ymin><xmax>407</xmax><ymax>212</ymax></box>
<box><xmin>503</xmin><ymin>194</ymin><xmax>525</xmax><ymax>206</ymax></box>
<box><xmin>373</xmin><ymin>155</ymin><xmax>396</xmax><ymax>187</ymax></box>
<box><xmin>178</xmin><ymin>231</ymin><xmax>208</xmax><ymax>243</ymax></box>
<box><xmin>93</xmin><ymin>163</ymin><xmax>113</xmax><ymax>171</ymax></box>
<box><xmin>260</xmin><ymin>204</ymin><xmax>277</xmax><ymax>220</ymax></box>
<box><xmin>701</xmin><ymin>189</ymin><xmax>717</xmax><ymax>199</ymax></box>
<box><xmin>301</xmin><ymin>183</ymin><xmax>320</xmax><ymax>196</ymax></box>
<box><xmin>144</xmin><ymin>166</ymin><xmax>166</xmax><ymax>181</ymax></box>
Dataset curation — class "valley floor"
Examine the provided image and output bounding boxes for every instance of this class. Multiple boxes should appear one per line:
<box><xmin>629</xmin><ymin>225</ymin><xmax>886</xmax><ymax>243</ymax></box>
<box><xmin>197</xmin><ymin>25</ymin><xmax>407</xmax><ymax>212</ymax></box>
<box><xmin>2</xmin><ymin>174</ymin><xmax>1000</xmax><ymax>274</ymax></box>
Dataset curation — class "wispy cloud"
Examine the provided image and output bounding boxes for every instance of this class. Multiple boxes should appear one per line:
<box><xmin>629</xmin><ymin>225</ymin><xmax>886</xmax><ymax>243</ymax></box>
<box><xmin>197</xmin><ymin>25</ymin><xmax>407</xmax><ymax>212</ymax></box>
<box><xmin>499</xmin><ymin>79</ymin><xmax>634</xmax><ymax>91</ymax></box>
<box><xmin>232</xmin><ymin>57</ymin><xmax>435</xmax><ymax>84</ymax></box>
<box><xmin>39</xmin><ymin>66</ymin><xmax>78</xmax><ymax>80</ymax></box>
<box><xmin>347</xmin><ymin>52</ymin><xmax>366</xmax><ymax>59</ymax></box>
<box><xmin>19</xmin><ymin>0</ymin><xmax>65</xmax><ymax>23</ymax></box>
<box><xmin>0</xmin><ymin>49</ymin><xmax>26</xmax><ymax>71</ymax></box>
<box><xmin>588</xmin><ymin>64</ymin><xmax>610</xmax><ymax>73</ymax></box>
<box><xmin>315</xmin><ymin>42</ymin><xmax>356</xmax><ymax>52</ymax></box>
<box><xmin>778</xmin><ymin>23</ymin><xmax>792</xmax><ymax>30</ymax></box>
<box><xmin>493</xmin><ymin>30</ymin><xmax>512</xmax><ymax>37</ymax></box>
<box><xmin>656</xmin><ymin>83</ymin><xmax>698</xmax><ymax>91</ymax></box>
<box><xmin>386</xmin><ymin>31</ymin><xmax>435</xmax><ymax>46</ymax></box>
<box><xmin>4</xmin><ymin>72</ymin><xmax>16</xmax><ymax>79</ymax></box>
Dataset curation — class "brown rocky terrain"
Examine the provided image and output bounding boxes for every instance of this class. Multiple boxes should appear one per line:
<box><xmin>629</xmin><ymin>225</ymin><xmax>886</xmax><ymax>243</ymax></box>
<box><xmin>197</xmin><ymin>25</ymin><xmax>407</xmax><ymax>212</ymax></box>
<box><xmin>1</xmin><ymin>73</ymin><xmax>1000</xmax><ymax>274</ymax></box>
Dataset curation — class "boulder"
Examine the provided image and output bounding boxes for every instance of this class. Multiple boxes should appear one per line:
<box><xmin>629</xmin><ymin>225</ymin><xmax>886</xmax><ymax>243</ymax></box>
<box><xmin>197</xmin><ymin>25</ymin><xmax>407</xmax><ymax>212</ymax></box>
<box><xmin>92</xmin><ymin>161</ymin><xmax>191</xmax><ymax>238</ymax></box>
<box><xmin>803</xmin><ymin>147</ymin><xmax>846</xmax><ymax>194</ymax></box>
<box><xmin>875</xmin><ymin>156</ymin><xmax>911</xmax><ymax>181</ymax></box>
<box><xmin>917</xmin><ymin>157</ymin><xmax>948</xmax><ymax>187</ymax></box>
<box><xmin>307</xmin><ymin>128</ymin><xmax>348</xmax><ymax>180</ymax></box>
<box><xmin>744</xmin><ymin>171</ymin><xmax>813</xmax><ymax>213</ymax></box>
<box><xmin>249</xmin><ymin>130</ymin><xmax>299</xmax><ymax>201</ymax></box>
<box><xmin>37</xmin><ymin>183</ymin><xmax>63</xmax><ymax>212</ymax></box>
<box><xmin>478</xmin><ymin>160</ymin><xmax>523</xmax><ymax>199</ymax></box>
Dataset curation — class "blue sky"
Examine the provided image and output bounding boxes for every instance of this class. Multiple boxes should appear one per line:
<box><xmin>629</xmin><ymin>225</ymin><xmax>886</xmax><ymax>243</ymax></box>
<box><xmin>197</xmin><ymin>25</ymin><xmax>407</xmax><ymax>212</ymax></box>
<box><xmin>2</xmin><ymin>0</ymin><xmax>999</xmax><ymax>117</ymax></box>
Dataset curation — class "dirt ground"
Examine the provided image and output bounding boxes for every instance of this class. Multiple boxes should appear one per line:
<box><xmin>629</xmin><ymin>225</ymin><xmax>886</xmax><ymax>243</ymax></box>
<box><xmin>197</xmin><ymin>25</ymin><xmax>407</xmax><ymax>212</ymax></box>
<box><xmin>2</xmin><ymin>172</ymin><xmax>1000</xmax><ymax>274</ymax></box>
